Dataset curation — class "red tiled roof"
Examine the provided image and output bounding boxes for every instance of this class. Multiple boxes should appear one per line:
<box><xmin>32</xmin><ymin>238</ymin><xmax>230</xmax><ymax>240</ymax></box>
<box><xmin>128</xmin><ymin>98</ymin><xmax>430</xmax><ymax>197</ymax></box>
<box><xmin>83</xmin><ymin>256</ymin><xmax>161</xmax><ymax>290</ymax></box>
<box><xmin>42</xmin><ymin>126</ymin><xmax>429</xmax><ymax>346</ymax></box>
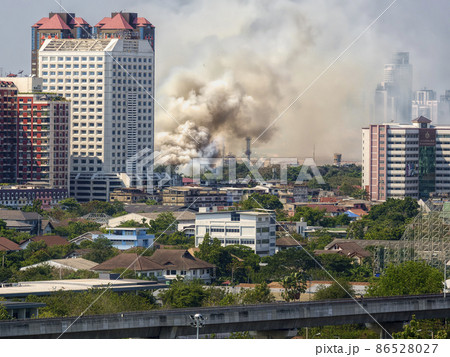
<box><xmin>97</xmin><ymin>13</ymin><xmax>133</xmax><ymax>30</ymax></box>
<box><xmin>348</xmin><ymin>209</ymin><xmax>368</xmax><ymax>217</ymax></box>
<box><xmin>0</xmin><ymin>237</ymin><xmax>21</xmax><ymax>252</ymax></box>
<box><xmin>33</xmin><ymin>17</ymin><xmax>49</xmax><ymax>28</ymax></box>
<box><xmin>70</xmin><ymin>17</ymin><xmax>90</xmax><ymax>27</ymax></box>
<box><xmin>319</xmin><ymin>197</ymin><xmax>338</xmax><ymax>203</ymax></box>
<box><xmin>30</xmin><ymin>235</ymin><xmax>69</xmax><ymax>247</ymax></box>
<box><xmin>133</xmin><ymin>17</ymin><xmax>153</xmax><ymax>27</ymax></box>
<box><xmin>95</xmin><ymin>17</ymin><xmax>111</xmax><ymax>27</ymax></box>
<box><xmin>38</xmin><ymin>14</ymin><xmax>71</xmax><ymax>30</ymax></box>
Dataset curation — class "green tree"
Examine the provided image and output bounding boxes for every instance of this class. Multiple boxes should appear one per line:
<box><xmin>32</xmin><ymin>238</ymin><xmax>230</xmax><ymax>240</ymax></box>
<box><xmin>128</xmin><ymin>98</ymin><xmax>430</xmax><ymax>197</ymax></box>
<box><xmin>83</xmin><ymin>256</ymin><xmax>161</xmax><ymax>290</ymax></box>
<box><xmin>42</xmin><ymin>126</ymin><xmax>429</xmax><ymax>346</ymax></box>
<box><xmin>196</xmin><ymin>234</ymin><xmax>232</xmax><ymax>278</ymax></box>
<box><xmin>159</xmin><ymin>278</ymin><xmax>208</xmax><ymax>308</ymax></box>
<box><xmin>58</xmin><ymin>198</ymin><xmax>81</xmax><ymax>214</ymax></box>
<box><xmin>280</xmin><ymin>271</ymin><xmax>307</xmax><ymax>302</ymax></box>
<box><xmin>148</xmin><ymin>212</ymin><xmax>177</xmax><ymax>234</ymax></box>
<box><xmin>293</xmin><ymin>207</ymin><xmax>326</xmax><ymax>226</ymax></box>
<box><xmin>83</xmin><ymin>237</ymin><xmax>118</xmax><ymax>263</ymax></box>
<box><xmin>314</xmin><ymin>279</ymin><xmax>355</xmax><ymax>300</ymax></box>
<box><xmin>367</xmin><ymin>261</ymin><xmax>443</xmax><ymax>297</ymax></box>
<box><xmin>240</xmin><ymin>193</ymin><xmax>283</xmax><ymax>210</ymax></box>
<box><xmin>0</xmin><ymin>304</ymin><xmax>11</xmax><ymax>320</ymax></box>
<box><xmin>241</xmin><ymin>282</ymin><xmax>275</xmax><ymax>304</ymax></box>
<box><xmin>22</xmin><ymin>200</ymin><xmax>44</xmax><ymax>215</ymax></box>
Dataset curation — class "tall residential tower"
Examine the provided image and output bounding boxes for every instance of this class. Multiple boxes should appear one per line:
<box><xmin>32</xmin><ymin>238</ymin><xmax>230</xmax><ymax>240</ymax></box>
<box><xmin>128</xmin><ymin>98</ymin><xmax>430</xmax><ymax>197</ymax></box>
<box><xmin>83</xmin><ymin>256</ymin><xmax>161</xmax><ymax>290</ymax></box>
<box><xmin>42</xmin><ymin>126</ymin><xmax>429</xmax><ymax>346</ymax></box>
<box><xmin>374</xmin><ymin>52</ymin><xmax>413</xmax><ymax>124</ymax></box>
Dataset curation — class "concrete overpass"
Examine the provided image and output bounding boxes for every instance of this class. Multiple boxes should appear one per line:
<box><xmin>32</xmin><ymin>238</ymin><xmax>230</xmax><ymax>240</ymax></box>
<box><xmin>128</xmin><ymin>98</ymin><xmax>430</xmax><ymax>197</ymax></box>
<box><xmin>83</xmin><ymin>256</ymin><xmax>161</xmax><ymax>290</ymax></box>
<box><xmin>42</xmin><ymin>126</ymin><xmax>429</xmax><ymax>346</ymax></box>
<box><xmin>1</xmin><ymin>294</ymin><xmax>450</xmax><ymax>339</ymax></box>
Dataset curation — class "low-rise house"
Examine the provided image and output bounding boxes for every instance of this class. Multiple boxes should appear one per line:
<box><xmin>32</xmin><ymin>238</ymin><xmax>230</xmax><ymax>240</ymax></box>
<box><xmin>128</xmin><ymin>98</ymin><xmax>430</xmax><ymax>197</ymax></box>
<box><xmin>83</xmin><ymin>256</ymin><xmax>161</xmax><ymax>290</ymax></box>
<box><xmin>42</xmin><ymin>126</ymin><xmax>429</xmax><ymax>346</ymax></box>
<box><xmin>0</xmin><ymin>237</ymin><xmax>21</xmax><ymax>252</ymax></box>
<box><xmin>315</xmin><ymin>240</ymin><xmax>371</xmax><ymax>264</ymax></box>
<box><xmin>91</xmin><ymin>228</ymin><xmax>154</xmax><ymax>251</ymax></box>
<box><xmin>149</xmin><ymin>249</ymin><xmax>215</xmax><ymax>283</ymax></box>
<box><xmin>41</xmin><ymin>220</ymin><xmax>54</xmax><ymax>234</ymax></box>
<box><xmin>107</xmin><ymin>211</ymin><xmax>196</xmax><ymax>233</ymax></box>
<box><xmin>275</xmin><ymin>236</ymin><xmax>304</xmax><ymax>253</ymax></box>
<box><xmin>20</xmin><ymin>235</ymin><xmax>69</xmax><ymax>249</ymax></box>
<box><xmin>92</xmin><ymin>253</ymin><xmax>165</xmax><ymax>280</ymax></box>
<box><xmin>20</xmin><ymin>258</ymin><xmax>98</xmax><ymax>272</ymax></box>
<box><xmin>0</xmin><ymin>209</ymin><xmax>43</xmax><ymax>235</ymax></box>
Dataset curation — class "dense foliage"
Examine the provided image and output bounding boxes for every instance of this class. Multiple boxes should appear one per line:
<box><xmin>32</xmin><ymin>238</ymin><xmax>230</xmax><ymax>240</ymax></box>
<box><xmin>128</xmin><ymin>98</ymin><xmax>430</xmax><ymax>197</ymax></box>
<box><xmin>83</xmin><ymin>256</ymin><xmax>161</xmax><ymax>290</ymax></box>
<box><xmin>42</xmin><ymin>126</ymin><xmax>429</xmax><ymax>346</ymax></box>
<box><xmin>26</xmin><ymin>289</ymin><xmax>156</xmax><ymax>317</ymax></box>
<box><xmin>367</xmin><ymin>261</ymin><xmax>443</xmax><ymax>297</ymax></box>
<box><xmin>347</xmin><ymin>197</ymin><xmax>419</xmax><ymax>240</ymax></box>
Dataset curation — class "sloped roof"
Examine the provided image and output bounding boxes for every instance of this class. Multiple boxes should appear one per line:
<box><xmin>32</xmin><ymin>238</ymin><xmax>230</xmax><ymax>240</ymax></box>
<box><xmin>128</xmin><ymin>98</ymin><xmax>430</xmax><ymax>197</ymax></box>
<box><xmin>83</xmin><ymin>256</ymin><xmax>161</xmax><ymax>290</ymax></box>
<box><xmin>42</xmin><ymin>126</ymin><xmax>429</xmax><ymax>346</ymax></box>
<box><xmin>149</xmin><ymin>249</ymin><xmax>215</xmax><ymax>270</ymax></box>
<box><xmin>97</xmin><ymin>13</ymin><xmax>133</xmax><ymax>30</ymax></box>
<box><xmin>33</xmin><ymin>17</ymin><xmax>49</xmax><ymax>28</ymax></box>
<box><xmin>92</xmin><ymin>253</ymin><xmax>164</xmax><ymax>272</ymax></box>
<box><xmin>276</xmin><ymin>236</ymin><xmax>302</xmax><ymax>247</ymax></box>
<box><xmin>70</xmin><ymin>17</ymin><xmax>90</xmax><ymax>27</ymax></box>
<box><xmin>27</xmin><ymin>235</ymin><xmax>69</xmax><ymax>247</ymax></box>
<box><xmin>347</xmin><ymin>209</ymin><xmax>368</xmax><ymax>217</ymax></box>
<box><xmin>133</xmin><ymin>17</ymin><xmax>154</xmax><ymax>27</ymax></box>
<box><xmin>329</xmin><ymin>241</ymin><xmax>371</xmax><ymax>258</ymax></box>
<box><xmin>0</xmin><ymin>237</ymin><xmax>21</xmax><ymax>252</ymax></box>
<box><xmin>0</xmin><ymin>209</ymin><xmax>42</xmax><ymax>221</ymax></box>
<box><xmin>5</xmin><ymin>220</ymin><xmax>33</xmax><ymax>229</ymax></box>
<box><xmin>412</xmin><ymin>116</ymin><xmax>432</xmax><ymax>123</ymax></box>
<box><xmin>38</xmin><ymin>14</ymin><xmax>71</xmax><ymax>30</ymax></box>
<box><xmin>21</xmin><ymin>258</ymin><xmax>97</xmax><ymax>271</ymax></box>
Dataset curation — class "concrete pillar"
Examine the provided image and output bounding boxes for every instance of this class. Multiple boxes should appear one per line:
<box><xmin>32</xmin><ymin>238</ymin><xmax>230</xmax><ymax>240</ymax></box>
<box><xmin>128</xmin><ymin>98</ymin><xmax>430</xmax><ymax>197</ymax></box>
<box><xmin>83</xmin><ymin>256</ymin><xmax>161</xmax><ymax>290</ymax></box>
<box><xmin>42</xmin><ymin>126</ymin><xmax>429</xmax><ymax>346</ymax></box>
<box><xmin>250</xmin><ymin>329</ymin><xmax>298</xmax><ymax>339</ymax></box>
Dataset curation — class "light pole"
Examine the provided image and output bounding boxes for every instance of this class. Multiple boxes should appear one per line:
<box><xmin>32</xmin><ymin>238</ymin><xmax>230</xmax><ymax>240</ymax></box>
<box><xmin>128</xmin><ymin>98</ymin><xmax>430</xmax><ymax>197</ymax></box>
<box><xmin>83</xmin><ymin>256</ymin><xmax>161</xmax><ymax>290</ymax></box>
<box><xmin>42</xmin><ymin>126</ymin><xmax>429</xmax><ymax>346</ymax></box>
<box><xmin>189</xmin><ymin>313</ymin><xmax>205</xmax><ymax>339</ymax></box>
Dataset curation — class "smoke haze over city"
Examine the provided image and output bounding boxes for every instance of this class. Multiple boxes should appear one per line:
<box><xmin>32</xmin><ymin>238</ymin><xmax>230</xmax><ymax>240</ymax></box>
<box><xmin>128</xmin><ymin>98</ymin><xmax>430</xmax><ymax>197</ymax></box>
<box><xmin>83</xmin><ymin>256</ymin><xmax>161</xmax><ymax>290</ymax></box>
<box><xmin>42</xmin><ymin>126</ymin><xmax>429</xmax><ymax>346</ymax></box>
<box><xmin>1</xmin><ymin>0</ymin><xmax>449</xmax><ymax>164</ymax></box>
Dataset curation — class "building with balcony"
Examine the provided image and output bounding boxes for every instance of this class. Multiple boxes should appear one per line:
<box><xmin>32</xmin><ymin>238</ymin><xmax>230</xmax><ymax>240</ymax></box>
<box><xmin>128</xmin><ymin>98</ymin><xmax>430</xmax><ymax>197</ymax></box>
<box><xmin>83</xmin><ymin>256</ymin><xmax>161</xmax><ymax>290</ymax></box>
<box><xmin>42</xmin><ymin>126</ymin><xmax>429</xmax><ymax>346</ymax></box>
<box><xmin>195</xmin><ymin>209</ymin><xmax>277</xmax><ymax>256</ymax></box>
<box><xmin>362</xmin><ymin>116</ymin><xmax>450</xmax><ymax>200</ymax></box>
<box><xmin>0</xmin><ymin>77</ymin><xmax>69</xmax><ymax>192</ymax></box>
<box><xmin>91</xmin><ymin>227</ymin><xmax>154</xmax><ymax>251</ymax></box>
<box><xmin>162</xmin><ymin>186</ymin><xmax>228</xmax><ymax>209</ymax></box>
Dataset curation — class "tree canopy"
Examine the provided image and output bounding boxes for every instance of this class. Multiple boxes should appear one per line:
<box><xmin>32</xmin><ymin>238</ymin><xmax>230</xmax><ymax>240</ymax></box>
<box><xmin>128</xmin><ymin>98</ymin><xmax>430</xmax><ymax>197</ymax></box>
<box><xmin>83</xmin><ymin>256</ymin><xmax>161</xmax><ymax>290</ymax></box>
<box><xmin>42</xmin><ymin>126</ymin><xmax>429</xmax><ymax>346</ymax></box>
<box><xmin>367</xmin><ymin>261</ymin><xmax>443</xmax><ymax>297</ymax></box>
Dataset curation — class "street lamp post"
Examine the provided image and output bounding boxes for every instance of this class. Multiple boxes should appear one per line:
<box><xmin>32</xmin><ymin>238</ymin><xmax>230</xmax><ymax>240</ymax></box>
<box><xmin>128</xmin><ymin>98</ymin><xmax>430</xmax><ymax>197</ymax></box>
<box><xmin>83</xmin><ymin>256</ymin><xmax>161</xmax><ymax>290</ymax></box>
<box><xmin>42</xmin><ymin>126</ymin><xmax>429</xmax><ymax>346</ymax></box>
<box><xmin>189</xmin><ymin>313</ymin><xmax>205</xmax><ymax>339</ymax></box>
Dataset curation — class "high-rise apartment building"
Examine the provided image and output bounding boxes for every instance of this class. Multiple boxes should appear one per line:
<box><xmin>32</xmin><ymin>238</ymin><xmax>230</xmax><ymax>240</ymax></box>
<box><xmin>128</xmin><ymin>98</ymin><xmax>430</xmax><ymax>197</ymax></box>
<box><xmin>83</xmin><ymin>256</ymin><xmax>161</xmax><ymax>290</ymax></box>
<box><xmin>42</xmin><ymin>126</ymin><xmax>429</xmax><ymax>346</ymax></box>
<box><xmin>32</xmin><ymin>13</ymin><xmax>92</xmax><ymax>76</ymax></box>
<box><xmin>0</xmin><ymin>81</ymin><xmax>18</xmax><ymax>183</ymax></box>
<box><xmin>0</xmin><ymin>77</ymin><xmax>70</xmax><ymax>190</ymax></box>
<box><xmin>439</xmin><ymin>90</ymin><xmax>450</xmax><ymax>125</ymax></box>
<box><xmin>34</xmin><ymin>12</ymin><xmax>155</xmax><ymax>202</ymax></box>
<box><xmin>374</xmin><ymin>52</ymin><xmax>413</xmax><ymax>124</ymax></box>
<box><xmin>362</xmin><ymin>116</ymin><xmax>450</xmax><ymax>201</ymax></box>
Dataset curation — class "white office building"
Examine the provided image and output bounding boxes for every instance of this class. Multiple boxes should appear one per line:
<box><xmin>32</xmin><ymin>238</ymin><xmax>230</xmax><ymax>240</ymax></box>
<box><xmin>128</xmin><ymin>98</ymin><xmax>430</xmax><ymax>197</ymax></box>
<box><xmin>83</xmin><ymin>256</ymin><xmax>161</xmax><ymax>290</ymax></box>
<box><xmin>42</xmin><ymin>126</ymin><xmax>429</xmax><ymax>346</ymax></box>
<box><xmin>38</xmin><ymin>38</ymin><xmax>154</xmax><ymax>200</ymax></box>
<box><xmin>195</xmin><ymin>209</ymin><xmax>277</xmax><ymax>256</ymax></box>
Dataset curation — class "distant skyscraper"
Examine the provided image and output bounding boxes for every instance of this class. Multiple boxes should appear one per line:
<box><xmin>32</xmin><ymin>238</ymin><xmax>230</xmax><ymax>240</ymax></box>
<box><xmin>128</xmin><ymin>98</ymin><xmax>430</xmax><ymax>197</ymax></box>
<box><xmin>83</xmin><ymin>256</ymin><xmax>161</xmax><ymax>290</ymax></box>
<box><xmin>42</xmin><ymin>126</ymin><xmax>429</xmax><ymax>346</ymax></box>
<box><xmin>412</xmin><ymin>89</ymin><xmax>439</xmax><ymax>123</ymax></box>
<box><xmin>31</xmin><ymin>13</ymin><xmax>92</xmax><ymax>76</ymax></box>
<box><xmin>439</xmin><ymin>90</ymin><xmax>450</xmax><ymax>125</ymax></box>
<box><xmin>374</xmin><ymin>52</ymin><xmax>413</xmax><ymax>124</ymax></box>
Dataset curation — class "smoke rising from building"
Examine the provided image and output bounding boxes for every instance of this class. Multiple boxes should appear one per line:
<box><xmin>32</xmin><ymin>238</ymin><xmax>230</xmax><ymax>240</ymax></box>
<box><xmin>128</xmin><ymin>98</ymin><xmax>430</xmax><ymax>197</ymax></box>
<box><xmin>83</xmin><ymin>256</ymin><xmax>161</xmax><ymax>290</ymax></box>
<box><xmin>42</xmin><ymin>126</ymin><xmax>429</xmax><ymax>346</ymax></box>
<box><xmin>140</xmin><ymin>0</ymin><xmax>450</xmax><ymax>164</ymax></box>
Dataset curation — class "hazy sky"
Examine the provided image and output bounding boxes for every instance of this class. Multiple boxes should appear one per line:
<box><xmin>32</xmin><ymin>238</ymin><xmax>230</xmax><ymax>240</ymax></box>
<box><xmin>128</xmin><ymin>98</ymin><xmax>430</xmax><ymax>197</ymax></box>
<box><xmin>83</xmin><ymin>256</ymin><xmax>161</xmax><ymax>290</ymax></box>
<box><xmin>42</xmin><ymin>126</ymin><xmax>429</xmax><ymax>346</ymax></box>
<box><xmin>0</xmin><ymin>0</ymin><xmax>449</xmax><ymax>163</ymax></box>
